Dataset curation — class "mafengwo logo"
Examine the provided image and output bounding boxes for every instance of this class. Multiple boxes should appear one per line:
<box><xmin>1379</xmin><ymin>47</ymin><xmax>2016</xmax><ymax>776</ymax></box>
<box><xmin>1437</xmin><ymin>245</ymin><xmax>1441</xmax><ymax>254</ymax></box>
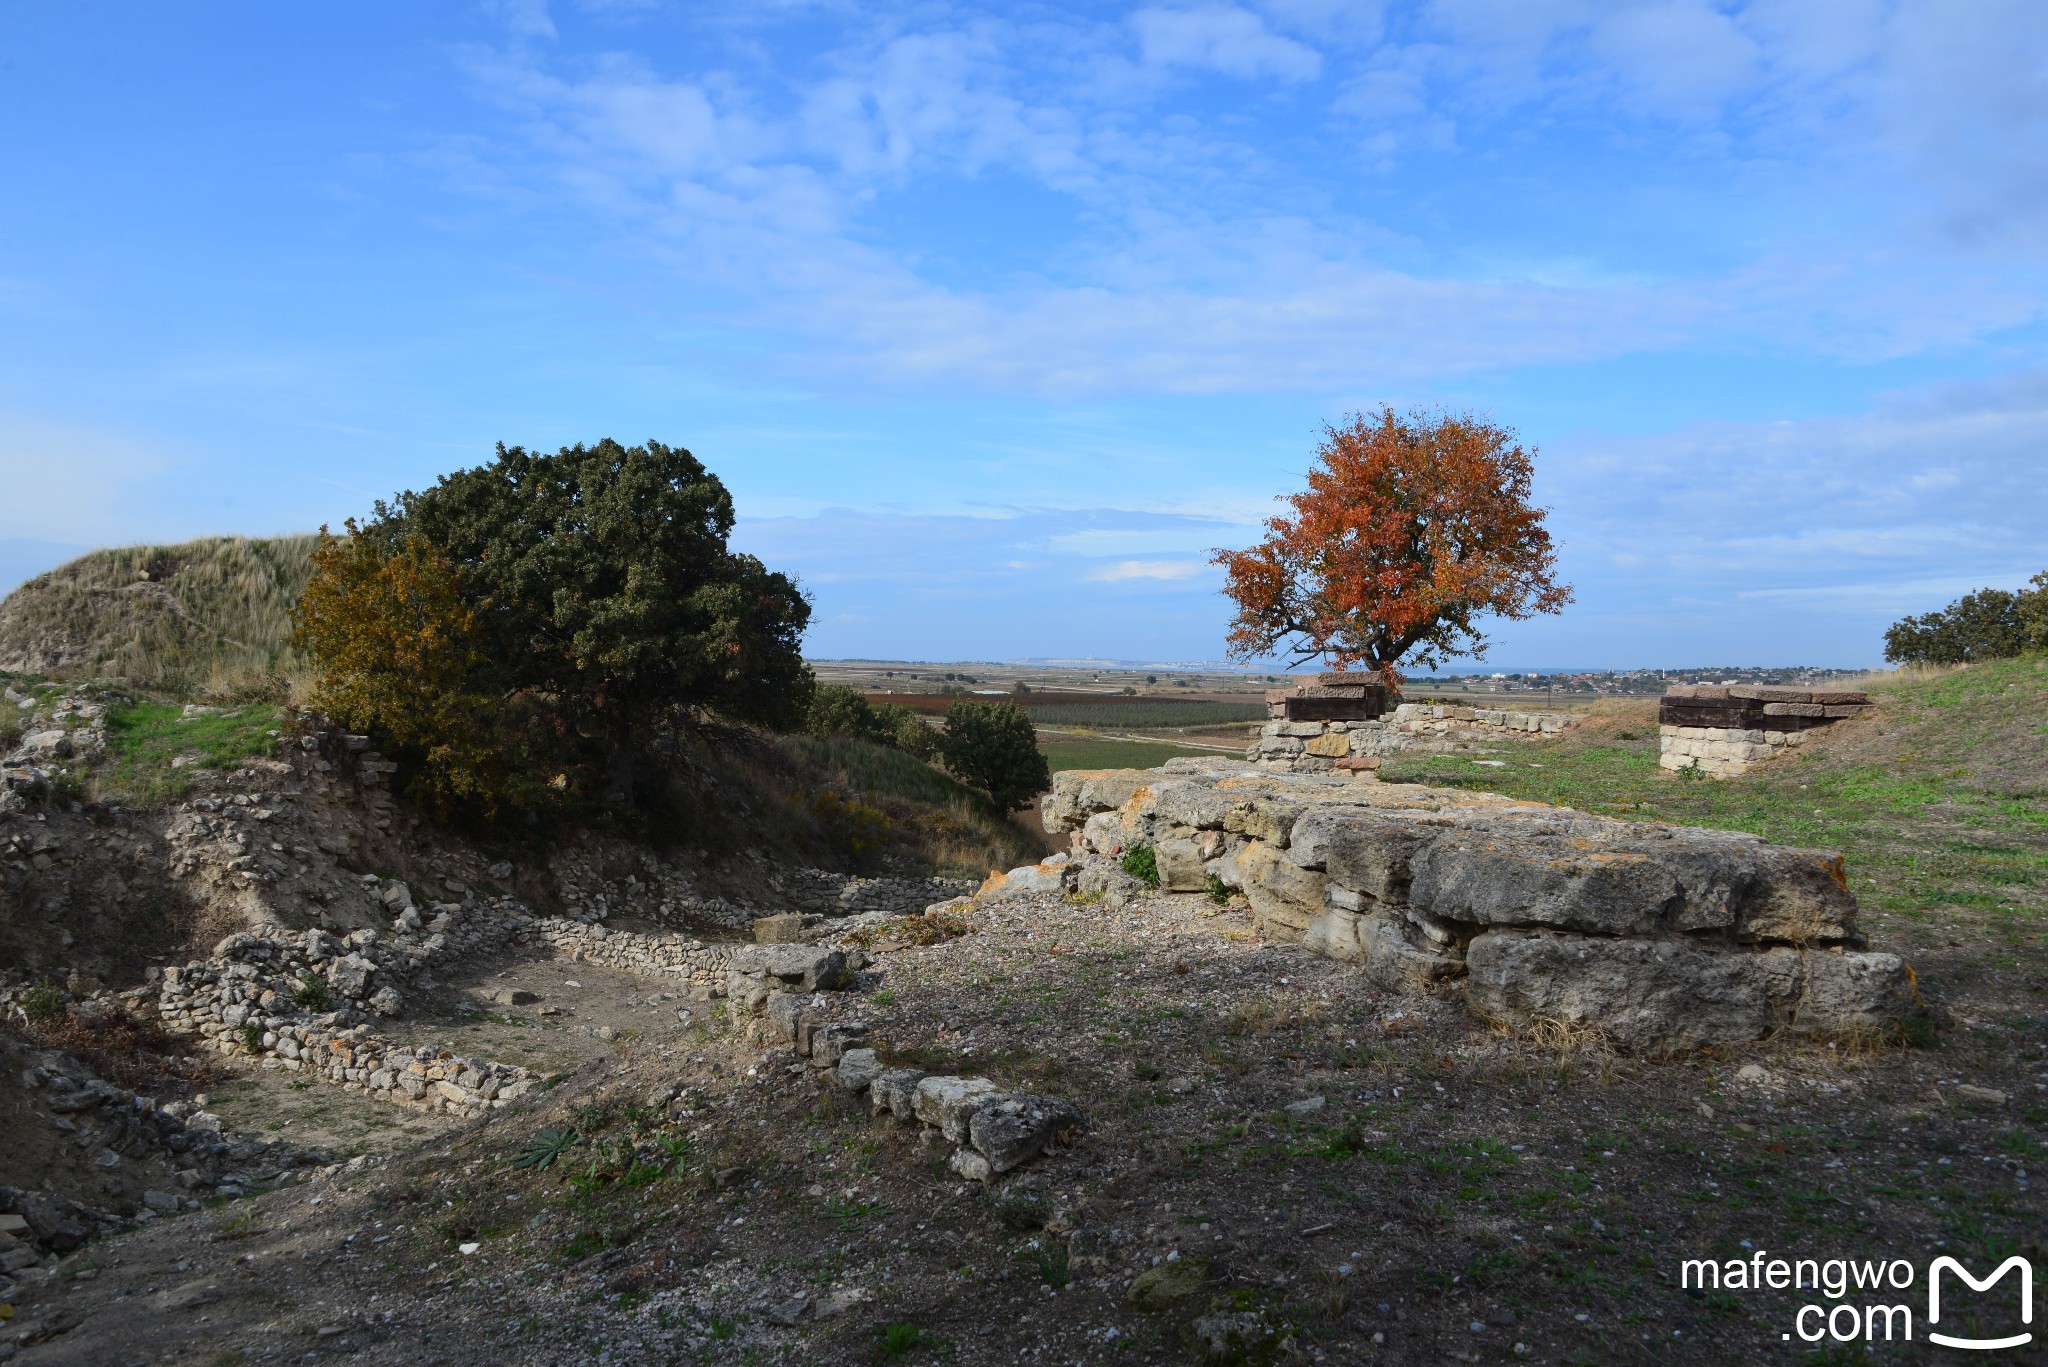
<box><xmin>1679</xmin><ymin>1251</ymin><xmax>2034</xmax><ymax>1349</ymax></box>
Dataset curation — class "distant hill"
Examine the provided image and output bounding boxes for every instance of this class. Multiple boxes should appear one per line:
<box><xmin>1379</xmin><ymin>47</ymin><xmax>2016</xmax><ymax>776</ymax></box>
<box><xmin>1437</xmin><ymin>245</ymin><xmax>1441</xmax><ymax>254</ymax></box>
<box><xmin>0</xmin><ymin>535</ymin><xmax>317</xmax><ymax>688</ymax></box>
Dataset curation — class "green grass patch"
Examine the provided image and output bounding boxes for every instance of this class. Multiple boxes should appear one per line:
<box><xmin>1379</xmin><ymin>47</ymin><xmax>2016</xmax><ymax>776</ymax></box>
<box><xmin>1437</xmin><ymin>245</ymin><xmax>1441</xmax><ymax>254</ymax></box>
<box><xmin>100</xmin><ymin>701</ymin><xmax>283</xmax><ymax>803</ymax></box>
<box><xmin>1381</xmin><ymin>655</ymin><xmax>2048</xmax><ymax>932</ymax></box>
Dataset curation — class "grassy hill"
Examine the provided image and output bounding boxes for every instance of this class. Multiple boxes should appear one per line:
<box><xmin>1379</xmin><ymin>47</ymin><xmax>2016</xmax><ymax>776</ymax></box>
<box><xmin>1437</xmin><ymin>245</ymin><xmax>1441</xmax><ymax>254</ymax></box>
<box><xmin>0</xmin><ymin>534</ymin><xmax>317</xmax><ymax>691</ymax></box>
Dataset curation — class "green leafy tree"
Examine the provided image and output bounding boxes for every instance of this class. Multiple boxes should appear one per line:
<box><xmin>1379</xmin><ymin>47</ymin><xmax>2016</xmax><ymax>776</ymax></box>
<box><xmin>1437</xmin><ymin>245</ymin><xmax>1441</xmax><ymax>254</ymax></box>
<box><xmin>1883</xmin><ymin>573</ymin><xmax>2046</xmax><ymax>664</ymax></box>
<box><xmin>807</xmin><ymin>684</ymin><xmax>937</xmax><ymax>760</ymax></box>
<box><xmin>296</xmin><ymin>439</ymin><xmax>812</xmax><ymax>808</ymax></box>
<box><xmin>939</xmin><ymin>701</ymin><xmax>1049</xmax><ymax>811</ymax></box>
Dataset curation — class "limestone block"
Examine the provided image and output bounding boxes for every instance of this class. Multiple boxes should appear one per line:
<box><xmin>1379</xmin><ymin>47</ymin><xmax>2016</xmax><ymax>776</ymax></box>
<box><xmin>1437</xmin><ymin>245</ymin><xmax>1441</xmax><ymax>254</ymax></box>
<box><xmin>1303</xmin><ymin>731</ymin><xmax>1350</xmax><ymax>758</ymax></box>
<box><xmin>1791</xmin><ymin>950</ymin><xmax>1918</xmax><ymax>1036</ymax></box>
<box><xmin>1154</xmin><ymin>836</ymin><xmax>1209</xmax><ymax>892</ymax></box>
<box><xmin>967</xmin><ymin>1093</ymin><xmax>1084</xmax><ymax>1173</ymax></box>
<box><xmin>913</xmin><ymin>1076</ymin><xmax>1000</xmax><ymax>1141</ymax></box>
<box><xmin>1082</xmin><ymin>809</ymin><xmax>1128</xmax><ymax>855</ymax></box>
<box><xmin>1467</xmin><ymin>931</ymin><xmax>1779</xmax><ymax>1049</ymax></box>
<box><xmin>1234</xmin><ymin>841</ymin><xmax>1327</xmax><ymax>942</ymax></box>
<box><xmin>1286</xmin><ymin>810</ymin><xmax>1435</xmax><ymax>904</ymax></box>
<box><xmin>870</xmin><ymin>1068</ymin><xmax>927</xmax><ymax>1121</ymax></box>
<box><xmin>729</xmin><ymin>944</ymin><xmax>847</xmax><ymax>991</ymax></box>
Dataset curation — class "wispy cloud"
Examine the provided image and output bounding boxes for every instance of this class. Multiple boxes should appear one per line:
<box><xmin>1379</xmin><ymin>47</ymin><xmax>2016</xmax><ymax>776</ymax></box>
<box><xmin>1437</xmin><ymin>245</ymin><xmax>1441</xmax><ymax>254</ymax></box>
<box><xmin>1087</xmin><ymin>558</ymin><xmax>1211</xmax><ymax>581</ymax></box>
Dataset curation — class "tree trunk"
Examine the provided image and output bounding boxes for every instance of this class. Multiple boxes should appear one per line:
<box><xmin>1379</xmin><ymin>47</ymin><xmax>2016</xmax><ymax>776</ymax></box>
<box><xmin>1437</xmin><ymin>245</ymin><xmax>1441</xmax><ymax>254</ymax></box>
<box><xmin>603</xmin><ymin>713</ymin><xmax>636</xmax><ymax>803</ymax></box>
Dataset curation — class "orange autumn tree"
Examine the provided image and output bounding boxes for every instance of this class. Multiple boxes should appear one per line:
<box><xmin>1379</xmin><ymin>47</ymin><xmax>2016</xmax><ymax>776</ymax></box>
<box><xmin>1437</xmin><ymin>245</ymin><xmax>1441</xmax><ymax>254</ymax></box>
<box><xmin>1213</xmin><ymin>407</ymin><xmax>1571</xmax><ymax>685</ymax></box>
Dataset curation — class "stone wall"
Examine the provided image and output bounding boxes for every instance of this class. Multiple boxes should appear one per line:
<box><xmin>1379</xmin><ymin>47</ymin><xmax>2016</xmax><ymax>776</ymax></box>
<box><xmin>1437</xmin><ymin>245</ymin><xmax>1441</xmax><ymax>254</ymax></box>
<box><xmin>1658</xmin><ymin>685</ymin><xmax>1873</xmax><ymax>777</ymax></box>
<box><xmin>1248</xmin><ymin>704</ymin><xmax>1578</xmax><ymax>775</ymax></box>
<box><xmin>1043</xmin><ymin>758</ymin><xmax>1919</xmax><ymax>1050</ymax></box>
<box><xmin>537</xmin><ymin>919</ymin><xmax>736</xmax><ymax>990</ymax></box>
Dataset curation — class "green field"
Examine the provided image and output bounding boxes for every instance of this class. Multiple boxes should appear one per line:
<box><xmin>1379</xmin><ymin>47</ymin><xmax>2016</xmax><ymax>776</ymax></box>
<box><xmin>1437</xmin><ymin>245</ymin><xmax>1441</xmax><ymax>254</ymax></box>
<box><xmin>1038</xmin><ymin>736</ymin><xmax>1239</xmax><ymax>773</ymax></box>
<box><xmin>1017</xmin><ymin>699</ymin><xmax>1262</xmax><ymax>727</ymax></box>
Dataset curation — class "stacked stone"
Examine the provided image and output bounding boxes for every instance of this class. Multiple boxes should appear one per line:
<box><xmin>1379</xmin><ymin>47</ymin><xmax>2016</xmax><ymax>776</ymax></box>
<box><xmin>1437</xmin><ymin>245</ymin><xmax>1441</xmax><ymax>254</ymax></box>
<box><xmin>777</xmin><ymin>870</ymin><xmax>980</xmax><ymax>917</ymax></box>
<box><xmin>0</xmin><ymin>684</ymin><xmax>109</xmax><ymax>811</ymax></box>
<box><xmin>1248</xmin><ymin>719</ymin><xmax>1388</xmax><ymax>777</ymax></box>
<box><xmin>1658</xmin><ymin>685</ymin><xmax>1872</xmax><ymax>777</ymax></box>
<box><xmin>536</xmin><ymin>919</ymin><xmax>736</xmax><ymax>990</ymax></box>
<box><xmin>151</xmin><ymin>919</ymin><xmax>539</xmax><ymax>1119</ymax></box>
<box><xmin>1045</xmin><ymin>757</ymin><xmax>1921</xmax><ymax>1050</ymax></box>
<box><xmin>727</xmin><ymin>945</ymin><xmax>1081</xmax><ymax>1183</ymax></box>
<box><xmin>1262</xmin><ymin>674</ymin><xmax>1398</xmax><ymax>722</ymax></box>
<box><xmin>1250</xmin><ymin>702</ymin><xmax>1578</xmax><ymax>775</ymax></box>
<box><xmin>6</xmin><ymin>1059</ymin><xmax>329</xmax><ymax>1215</ymax></box>
<box><xmin>1388</xmin><ymin>702</ymin><xmax>1573</xmax><ymax>739</ymax></box>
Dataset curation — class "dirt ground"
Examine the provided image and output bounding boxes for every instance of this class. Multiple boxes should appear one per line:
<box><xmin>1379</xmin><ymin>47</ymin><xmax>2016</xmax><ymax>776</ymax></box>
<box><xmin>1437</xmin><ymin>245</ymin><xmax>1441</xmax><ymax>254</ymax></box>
<box><xmin>7</xmin><ymin>882</ymin><xmax>2042</xmax><ymax>1365</ymax></box>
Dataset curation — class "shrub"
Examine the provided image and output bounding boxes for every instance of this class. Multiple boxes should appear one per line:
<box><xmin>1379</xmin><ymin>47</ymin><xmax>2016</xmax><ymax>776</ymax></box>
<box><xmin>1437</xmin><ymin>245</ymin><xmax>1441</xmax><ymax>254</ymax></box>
<box><xmin>20</xmin><ymin>978</ymin><xmax>66</xmax><ymax>1023</ymax></box>
<box><xmin>1884</xmin><ymin>573</ymin><xmax>2047</xmax><ymax>664</ymax></box>
<box><xmin>292</xmin><ymin>973</ymin><xmax>331</xmax><ymax>1010</ymax></box>
<box><xmin>1122</xmin><ymin>845</ymin><xmax>1160</xmax><ymax>888</ymax></box>
<box><xmin>810</xmin><ymin>788</ymin><xmax>893</xmax><ymax>865</ymax></box>
<box><xmin>939</xmin><ymin>700</ymin><xmax>1049</xmax><ymax>812</ymax></box>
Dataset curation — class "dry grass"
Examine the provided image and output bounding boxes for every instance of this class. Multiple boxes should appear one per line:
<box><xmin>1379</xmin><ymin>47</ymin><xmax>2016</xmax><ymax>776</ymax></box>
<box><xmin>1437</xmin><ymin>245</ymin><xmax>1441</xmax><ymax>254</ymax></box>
<box><xmin>0</xmin><ymin>534</ymin><xmax>317</xmax><ymax>694</ymax></box>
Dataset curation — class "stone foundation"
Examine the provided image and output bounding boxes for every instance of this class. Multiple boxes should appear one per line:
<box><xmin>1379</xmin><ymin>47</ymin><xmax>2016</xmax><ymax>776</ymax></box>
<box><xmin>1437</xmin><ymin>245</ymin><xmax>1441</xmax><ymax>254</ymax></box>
<box><xmin>1658</xmin><ymin>685</ymin><xmax>1872</xmax><ymax>777</ymax></box>
<box><xmin>1042</xmin><ymin>758</ymin><xmax>1920</xmax><ymax>1050</ymax></box>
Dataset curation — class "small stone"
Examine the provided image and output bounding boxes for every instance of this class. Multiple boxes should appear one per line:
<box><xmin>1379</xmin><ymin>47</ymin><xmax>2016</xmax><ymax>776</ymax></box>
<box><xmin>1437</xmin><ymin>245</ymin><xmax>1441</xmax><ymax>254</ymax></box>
<box><xmin>949</xmin><ymin>1148</ymin><xmax>994</xmax><ymax>1182</ymax></box>
<box><xmin>1283</xmin><ymin>1097</ymin><xmax>1326</xmax><ymax>1117</ymax></box>
<box><xmin>764</xmin><ymin>1295</ymin><xmax>809</xmax><ymax>1326</ymax></box>
<box><xmin>1954</xmin><ymin>1084</ymin><xmax>2008</xmax><ymax>1106</ymax></box>
<box><xmin>491</xmin><ymin>988</ymin><xmax>539</xmax><ymax>1007</ymax></box>
<box><xmin>837</xmin><ymin>1048</ymin><xmax>885</xmax><ymax>1093</ymax></box>
<box><xmin>1127</xmin><ymin>1257</ymin><xmax>1208</xmax><ymax>1311</ymax></box>
<box><xmin>1734</xmin><ymin>1063</ymin><xmax>1770</xmax><ymax>1084</ymax></box>
<box><xmin>967</xmin><ymin>1094</ymin><xmax>1084</xmax><ymax>1173</ymax></box>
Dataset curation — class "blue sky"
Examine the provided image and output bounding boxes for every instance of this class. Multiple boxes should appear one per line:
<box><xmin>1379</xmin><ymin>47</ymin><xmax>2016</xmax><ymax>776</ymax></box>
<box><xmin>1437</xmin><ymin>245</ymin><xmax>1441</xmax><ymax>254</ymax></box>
<box><xmin>3</xmin><ymin>1</ymin><xmax>2045</xmax><ymax>668</ymax></box>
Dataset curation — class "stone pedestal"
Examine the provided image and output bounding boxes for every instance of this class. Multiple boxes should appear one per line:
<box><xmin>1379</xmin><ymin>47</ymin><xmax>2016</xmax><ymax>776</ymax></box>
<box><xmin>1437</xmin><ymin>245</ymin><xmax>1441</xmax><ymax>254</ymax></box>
<box><xmin>1658</xmin><ymin>685</ymin><xmax>1871</xmax><ymax>777</ymax></box>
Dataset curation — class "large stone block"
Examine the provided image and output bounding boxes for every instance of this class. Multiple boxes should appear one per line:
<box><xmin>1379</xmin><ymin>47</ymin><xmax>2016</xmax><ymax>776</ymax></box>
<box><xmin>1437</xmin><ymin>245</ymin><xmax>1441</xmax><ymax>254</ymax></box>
<box><xmin>1154</xmin><ymin>836</ymin><xmax>1210</xmax><ymax>892</ymax></box>
<box><xmin>1466</xmin><ymin>930</ymin><xmax>1783</xmax><ymax>1049</ymax></box>
<box><xmin>1234</xmin><ymin>842</ymin><xmax>1327</xmax><ymax>941</ymax></box>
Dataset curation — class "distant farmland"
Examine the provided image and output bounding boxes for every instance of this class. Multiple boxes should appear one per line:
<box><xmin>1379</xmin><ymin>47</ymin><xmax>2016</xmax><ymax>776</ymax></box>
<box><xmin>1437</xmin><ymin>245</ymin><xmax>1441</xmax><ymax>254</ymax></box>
<box><xmin>866</xmin><ymin>692</ymin><xmax>1264</xmax><ymax>728</ymax></box>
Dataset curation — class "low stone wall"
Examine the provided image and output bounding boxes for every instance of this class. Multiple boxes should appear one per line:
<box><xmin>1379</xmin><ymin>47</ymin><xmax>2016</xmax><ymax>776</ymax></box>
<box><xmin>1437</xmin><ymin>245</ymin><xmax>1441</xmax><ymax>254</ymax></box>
<box><xmin>776</xmin><ymin>871</ymin><xmax>980</xmax><ymax>918</ymax></box>
<box><xmin>153</xmin><ymin>924</ymin><xmax>540</xmax><ymax>1119</ymax></box>
<box><xmin>1248</xmin><ymin>704</ymin><xmax>1578</xmax><ymax>774</ymax></box>
<box><xmin>1658</xmin><ymin>685</ymin><xmax>1872</xmax><ymax>777</ymax></box>
<box><xmin>537</xmin><ymin>919</ymin><xmax>736</xmax><ymax>990</ymax></box>
<box><xmin>1043</xmin><ymin>758</ymin><xmax>1919</xmax><ymax>1050</ymax></box>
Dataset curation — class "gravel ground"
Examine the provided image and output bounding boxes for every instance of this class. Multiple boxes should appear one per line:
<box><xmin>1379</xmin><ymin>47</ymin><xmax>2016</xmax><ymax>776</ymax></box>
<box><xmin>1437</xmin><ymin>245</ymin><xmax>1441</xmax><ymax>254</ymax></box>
<box><xmin>7</xmin><ymin>887</ymin><xmax>2042</xmax><ymax>1365</ymax></box>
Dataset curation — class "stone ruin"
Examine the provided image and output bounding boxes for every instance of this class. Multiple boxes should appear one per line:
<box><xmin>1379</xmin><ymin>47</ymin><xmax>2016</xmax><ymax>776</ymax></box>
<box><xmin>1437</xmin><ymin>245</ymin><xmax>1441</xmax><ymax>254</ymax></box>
<box><xmin>1659</xmin><ymin>684</ymin><xmax>1874</xmax><ymax>778</ymax></box>
<box><xmin>1042</xmin><ymin>757</ymin><xmax>1919</xmax><ymax>1051</ymax></box>
<box><xmin>1249</xmin><ymin>673</ymin><xmax>1579</xmax><ymax>776</ymax></box>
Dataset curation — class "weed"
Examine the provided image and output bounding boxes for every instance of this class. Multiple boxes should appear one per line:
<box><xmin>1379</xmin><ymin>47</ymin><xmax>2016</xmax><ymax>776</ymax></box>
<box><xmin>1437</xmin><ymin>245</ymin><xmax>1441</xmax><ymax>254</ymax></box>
<box><xmin>1023</xmin><ymin>1240</ymin><xmax>1071</xmax><ymax>1288</ymax></box>
<box><xmin>878</xmin><ymin>1321</ymin><xmax>929</xmax><ymax>1356</ymax></box>
<box><xmin>1206</xmin><ymin>874</ymin><xmax>1234</xmax><ymax>905</ymax></box>
<box><xmin>512</xmin><ymin>1129</ymin><xmax>582</xmax><ymax>1171</ymax></box>
<box><xmin>292</xmin><ymin>973</ymin><xmax>330</xmax><ymax>1011</ymax></box>
<box><xmin>241</xmin><ymin>1022</ymin><xmax>264</xmax><ymax>1054</ymax></box>
<box><xmin>19</xmin><ymin>978</ymin><xmax>66</xmax><ymax>1023</ymax></box>
<box><xmin>1121</xmin><ymin>845</ymin><xmax>1160</xmax><ymax>888</ymax></box>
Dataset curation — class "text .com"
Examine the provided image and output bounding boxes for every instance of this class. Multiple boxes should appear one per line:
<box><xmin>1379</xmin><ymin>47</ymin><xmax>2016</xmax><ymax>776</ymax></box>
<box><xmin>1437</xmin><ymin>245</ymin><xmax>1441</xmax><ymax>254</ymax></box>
<box><xmin>1681</xmin><ymin>1251</ymin><xmax>2034</xmax><ymax>1350</ymax></box>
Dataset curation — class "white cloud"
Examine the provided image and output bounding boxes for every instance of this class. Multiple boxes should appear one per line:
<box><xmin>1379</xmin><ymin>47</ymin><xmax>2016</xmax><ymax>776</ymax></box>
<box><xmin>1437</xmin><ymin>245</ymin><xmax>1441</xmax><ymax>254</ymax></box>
<box><xmin>1132</xmin><ymin>5</ymin><xmax>1323</xmax><ymax>82</ymax></box>
<box><xmin>1087</xmin><ymin>558</ymin><xmax>1211</xmax><ymax>581</ymax></box>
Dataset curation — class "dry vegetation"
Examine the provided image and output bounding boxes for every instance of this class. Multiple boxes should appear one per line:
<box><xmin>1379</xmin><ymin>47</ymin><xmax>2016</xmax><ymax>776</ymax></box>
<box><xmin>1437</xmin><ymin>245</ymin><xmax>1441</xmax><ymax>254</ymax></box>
<box><xmin>0</xmin><ymin>534</ymin><xmax>316</xmax><ymax>694</ymax></box>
